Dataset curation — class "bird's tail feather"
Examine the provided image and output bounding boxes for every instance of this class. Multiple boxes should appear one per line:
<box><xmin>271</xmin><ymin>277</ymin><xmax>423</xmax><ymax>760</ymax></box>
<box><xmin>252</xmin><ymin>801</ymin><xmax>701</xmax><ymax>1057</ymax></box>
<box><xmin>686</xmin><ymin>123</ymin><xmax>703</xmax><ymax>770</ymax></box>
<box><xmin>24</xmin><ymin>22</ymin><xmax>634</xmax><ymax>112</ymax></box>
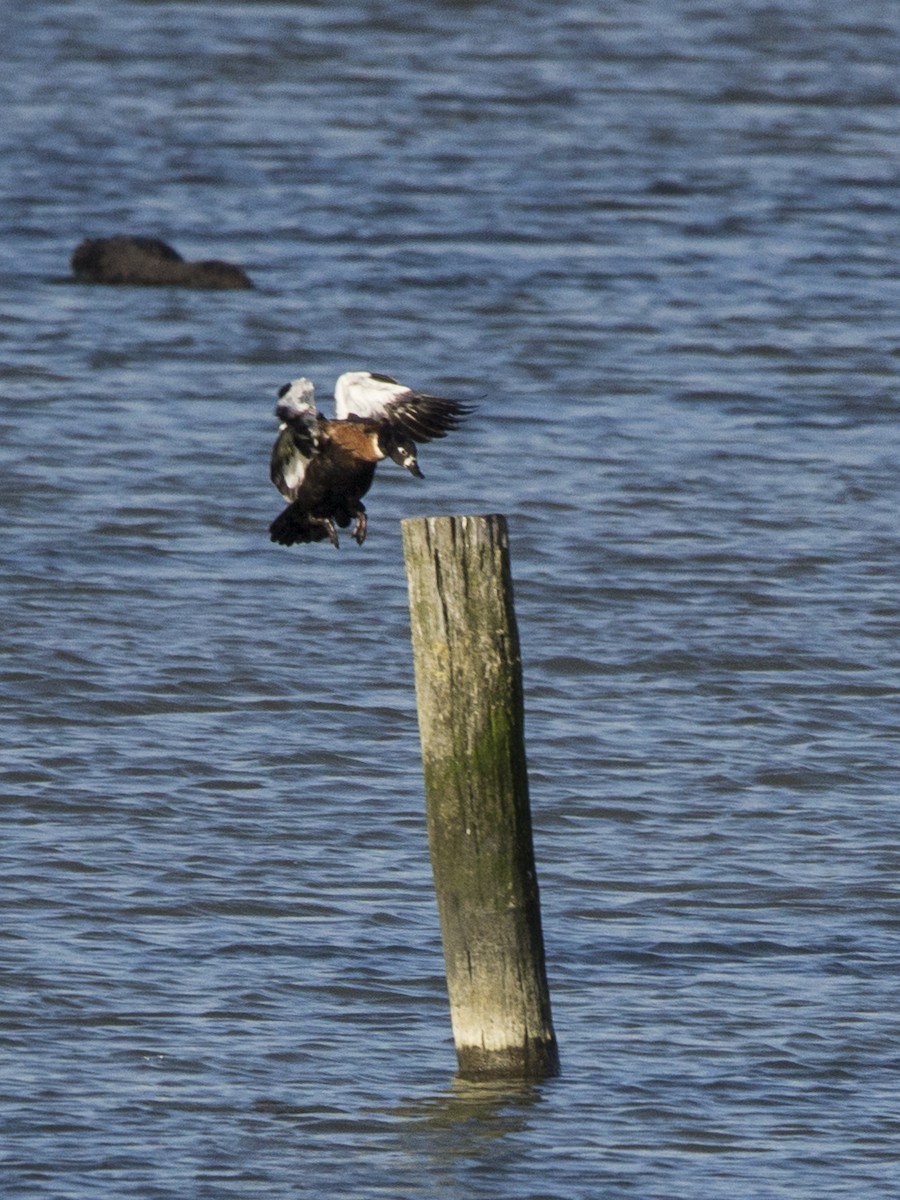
<box><xmin>270</xmin><ymin>506</ymin><xmax>339</xmax><ymax>547</ymax></box>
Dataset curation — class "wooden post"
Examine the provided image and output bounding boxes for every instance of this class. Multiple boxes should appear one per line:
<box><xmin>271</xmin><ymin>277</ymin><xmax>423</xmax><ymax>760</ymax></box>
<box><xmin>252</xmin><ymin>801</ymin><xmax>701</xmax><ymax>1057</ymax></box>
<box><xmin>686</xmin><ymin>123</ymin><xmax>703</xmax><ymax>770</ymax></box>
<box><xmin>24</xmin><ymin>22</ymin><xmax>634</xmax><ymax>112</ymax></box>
<box><xmin>402</xmin><ymin>514</ymin><xmax>559</xmax><ymax>1080</ymax></box>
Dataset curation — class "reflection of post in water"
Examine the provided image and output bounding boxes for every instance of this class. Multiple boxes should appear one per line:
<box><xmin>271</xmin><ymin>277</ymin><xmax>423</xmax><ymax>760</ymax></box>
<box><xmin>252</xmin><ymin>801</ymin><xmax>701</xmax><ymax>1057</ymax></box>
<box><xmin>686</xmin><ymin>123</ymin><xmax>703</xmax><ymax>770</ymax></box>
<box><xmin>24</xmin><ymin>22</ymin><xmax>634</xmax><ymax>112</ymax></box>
<box><xmin>402</xmin><ymin>514</ymin><xmax>560</xmax><ymax>1079</ymax></box>
<box><xmin>394</xmin><ymin>1075</ymin><xmax>545</xmax><ymax>1162</ymax></box>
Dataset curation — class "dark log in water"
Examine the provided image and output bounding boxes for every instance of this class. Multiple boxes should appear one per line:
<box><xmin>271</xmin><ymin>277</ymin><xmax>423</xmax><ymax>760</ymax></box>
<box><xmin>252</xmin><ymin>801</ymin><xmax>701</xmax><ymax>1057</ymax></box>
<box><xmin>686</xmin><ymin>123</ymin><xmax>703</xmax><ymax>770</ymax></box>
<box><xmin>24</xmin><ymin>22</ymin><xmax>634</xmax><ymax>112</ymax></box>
<box><xmin>70</xmin><ymin>235</ymin><xmax>253</xmax><ymax>289</ymax></box>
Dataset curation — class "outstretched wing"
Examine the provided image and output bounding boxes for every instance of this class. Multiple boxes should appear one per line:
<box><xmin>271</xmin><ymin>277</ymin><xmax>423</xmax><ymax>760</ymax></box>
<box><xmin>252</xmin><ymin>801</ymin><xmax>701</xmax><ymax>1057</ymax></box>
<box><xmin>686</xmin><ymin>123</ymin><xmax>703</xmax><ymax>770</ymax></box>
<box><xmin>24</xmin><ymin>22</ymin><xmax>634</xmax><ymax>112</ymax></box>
<box><xmin>270</xmin><ymin>425</ymin><xmax>315</xmax><ymax>498</ymax></box>
<box><xmin>333</xmin><ymin>371</ymin><xmax>407</xmax><ymax>420</ymax></box>
<box><xmin>334</xmin><ymin>370</ymin><xmax>475</xmax><ymax>443</ymax></box>
<box><xmin>271</xmin><ymin>378</ymin><xmax>321</xmax><ymax>500</ymax></box>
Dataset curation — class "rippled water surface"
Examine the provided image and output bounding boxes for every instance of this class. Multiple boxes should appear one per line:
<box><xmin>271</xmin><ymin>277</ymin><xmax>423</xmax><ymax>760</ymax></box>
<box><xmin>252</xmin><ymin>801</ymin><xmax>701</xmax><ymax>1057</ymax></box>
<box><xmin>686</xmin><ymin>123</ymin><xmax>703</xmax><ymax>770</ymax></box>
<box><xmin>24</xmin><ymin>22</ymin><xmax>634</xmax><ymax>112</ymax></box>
<box><xmin>3</xmin><ymin>2</ymin><xmax>900</xmax><ymax>1197</ymax></box>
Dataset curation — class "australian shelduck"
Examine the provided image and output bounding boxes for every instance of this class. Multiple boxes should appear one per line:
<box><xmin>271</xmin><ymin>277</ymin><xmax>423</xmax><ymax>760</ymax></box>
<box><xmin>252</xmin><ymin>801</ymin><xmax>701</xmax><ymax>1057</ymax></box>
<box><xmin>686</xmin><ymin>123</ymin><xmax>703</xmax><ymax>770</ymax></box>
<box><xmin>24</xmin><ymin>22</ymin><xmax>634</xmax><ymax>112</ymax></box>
<box><xmin>269</xmin><ymin>371</ymin><xmax>475</xmax><ymax>548</ymax></box>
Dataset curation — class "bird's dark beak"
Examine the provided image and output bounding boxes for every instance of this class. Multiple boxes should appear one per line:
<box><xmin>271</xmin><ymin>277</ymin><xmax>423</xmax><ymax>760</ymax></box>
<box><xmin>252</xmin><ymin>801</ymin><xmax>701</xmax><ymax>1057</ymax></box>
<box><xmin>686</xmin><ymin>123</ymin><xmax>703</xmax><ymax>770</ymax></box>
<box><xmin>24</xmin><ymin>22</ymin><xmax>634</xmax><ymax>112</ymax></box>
<box><xmin>388</xmin><ymin>442</ymin><xmax>424</xmax><ymax>478</ymax></box>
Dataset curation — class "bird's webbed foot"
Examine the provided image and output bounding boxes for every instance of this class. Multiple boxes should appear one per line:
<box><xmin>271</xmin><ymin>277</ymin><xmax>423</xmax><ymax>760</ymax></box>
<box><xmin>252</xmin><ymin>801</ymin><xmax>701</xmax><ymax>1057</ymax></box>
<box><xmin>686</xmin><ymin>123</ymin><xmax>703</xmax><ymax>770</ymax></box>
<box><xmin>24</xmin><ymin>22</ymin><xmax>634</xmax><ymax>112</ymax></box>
<box><xmin>314</xmin><ymin>516</ymin><xmax>340</xmax><ymax>547</ymax></box>
<box><xmin>352</xmin><ymin>505</ymin><xmax>368</xmax><ymax>545</ymax></box>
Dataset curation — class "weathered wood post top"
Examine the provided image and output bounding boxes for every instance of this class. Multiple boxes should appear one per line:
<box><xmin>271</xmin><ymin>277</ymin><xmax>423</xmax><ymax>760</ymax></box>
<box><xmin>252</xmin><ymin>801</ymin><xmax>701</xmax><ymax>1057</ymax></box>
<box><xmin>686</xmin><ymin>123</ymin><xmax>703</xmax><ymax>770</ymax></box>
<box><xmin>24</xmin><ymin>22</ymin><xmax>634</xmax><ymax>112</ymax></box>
<box><xmin>402</xmin><ymin>513</ymin><xmax>559</xmax><ymax>1080</ymax></box>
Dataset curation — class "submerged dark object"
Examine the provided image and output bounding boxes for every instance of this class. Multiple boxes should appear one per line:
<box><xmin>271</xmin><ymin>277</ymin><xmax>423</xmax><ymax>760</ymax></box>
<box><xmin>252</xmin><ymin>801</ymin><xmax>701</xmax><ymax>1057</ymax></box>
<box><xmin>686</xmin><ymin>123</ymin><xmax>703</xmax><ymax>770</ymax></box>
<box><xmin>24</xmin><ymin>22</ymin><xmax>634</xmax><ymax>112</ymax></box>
<box><xmin>70</xmin><ymin>235</ymin><xmax>253</xmax><ymax>289</ymax></box>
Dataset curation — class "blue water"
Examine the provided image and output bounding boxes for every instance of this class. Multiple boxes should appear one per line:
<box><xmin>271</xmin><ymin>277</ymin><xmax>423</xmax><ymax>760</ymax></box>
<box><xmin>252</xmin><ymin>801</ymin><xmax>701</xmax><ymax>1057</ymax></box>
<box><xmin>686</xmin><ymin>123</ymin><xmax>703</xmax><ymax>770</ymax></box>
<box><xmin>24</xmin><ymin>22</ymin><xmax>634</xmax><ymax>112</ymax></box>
<box><xmin>2</xmin><ymin>2</ymin><xmax>899</xmax><ymax>1197</ymax></box>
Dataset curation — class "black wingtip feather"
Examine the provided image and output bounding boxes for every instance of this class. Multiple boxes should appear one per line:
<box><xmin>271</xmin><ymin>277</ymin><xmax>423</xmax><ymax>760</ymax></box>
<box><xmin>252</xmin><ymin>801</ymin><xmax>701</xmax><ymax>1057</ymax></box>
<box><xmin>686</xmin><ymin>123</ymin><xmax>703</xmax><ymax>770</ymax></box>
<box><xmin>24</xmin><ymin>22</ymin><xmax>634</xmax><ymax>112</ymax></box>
<box><xmin>388</xmin><ymin>395</ymin><xmax>477</xmax><ymax>443</ymax></box>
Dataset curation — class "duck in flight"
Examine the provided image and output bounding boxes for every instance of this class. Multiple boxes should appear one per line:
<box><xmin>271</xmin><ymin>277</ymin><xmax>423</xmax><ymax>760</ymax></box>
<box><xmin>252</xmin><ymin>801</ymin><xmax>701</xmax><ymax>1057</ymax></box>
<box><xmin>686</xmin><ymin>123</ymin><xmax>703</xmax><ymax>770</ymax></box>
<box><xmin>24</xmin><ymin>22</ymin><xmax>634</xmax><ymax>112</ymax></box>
<box><xmin>269</xmin><ymin>371</ymin><xmax>475</xmax><ymax>548</ymax></box>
